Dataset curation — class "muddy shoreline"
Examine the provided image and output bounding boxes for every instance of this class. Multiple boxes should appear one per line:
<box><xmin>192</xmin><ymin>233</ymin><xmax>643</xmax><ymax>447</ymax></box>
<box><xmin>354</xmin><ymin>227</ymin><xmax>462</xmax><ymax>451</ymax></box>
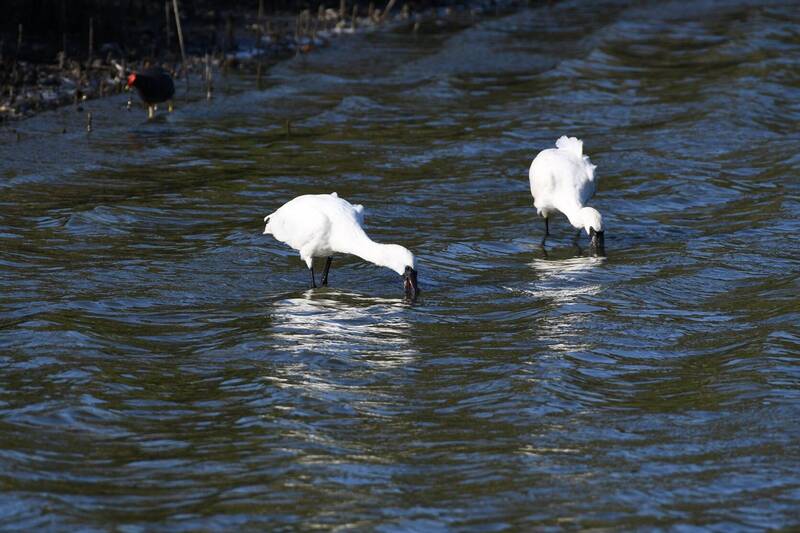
<box><xmin>1</xmin><ymin>0</ymin><xmax>523</xmax><ymax>122</ymax></box>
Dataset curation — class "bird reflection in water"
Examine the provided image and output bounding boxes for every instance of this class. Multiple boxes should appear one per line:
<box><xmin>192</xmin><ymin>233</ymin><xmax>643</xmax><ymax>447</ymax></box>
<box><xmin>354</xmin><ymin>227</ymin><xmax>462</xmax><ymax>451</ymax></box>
<box><xmin>271</xmin><ymin>291</ymin><xmax>412</xmax><ymax>353</ymax></box>
<box><xmin>266</xmin><ymin>289</ymin><xmax>415</xmax><ymax>367</ymax></box>
<box><xmin>524</xmin><ymin>255</ymin><xmax>606</xmax><ymax>355</ymax></box>
<box><xmin>262</xmin><ymin>290</ymin><xmax>418</xmax><ymax>417</ymax></box>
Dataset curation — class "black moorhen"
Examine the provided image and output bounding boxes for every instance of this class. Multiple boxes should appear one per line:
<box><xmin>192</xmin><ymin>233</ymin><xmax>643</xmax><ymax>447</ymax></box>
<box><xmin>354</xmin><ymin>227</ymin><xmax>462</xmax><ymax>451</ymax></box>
<box><xmin>126</xmin><ymin>67</ymin><xmax>175</xmax><ymax>119</ymax></box>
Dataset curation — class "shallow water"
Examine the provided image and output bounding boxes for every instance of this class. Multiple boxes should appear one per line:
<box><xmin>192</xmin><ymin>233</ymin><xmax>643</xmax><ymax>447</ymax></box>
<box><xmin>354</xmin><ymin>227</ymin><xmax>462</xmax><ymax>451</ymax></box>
<box><xmin>2</xmin><ymin>0</ymin><xmax>800</xmax><ymax>529</ymax></box>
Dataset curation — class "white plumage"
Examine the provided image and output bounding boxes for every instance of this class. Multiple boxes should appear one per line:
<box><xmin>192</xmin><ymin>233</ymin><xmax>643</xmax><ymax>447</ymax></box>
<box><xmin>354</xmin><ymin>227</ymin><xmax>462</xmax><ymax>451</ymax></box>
<box><xmin>263</xmin><ymin>192</ymin><xmax>419</xmax><ymax>297</ymax></box>
<box><xmin>529</xmin><ymin>136</ymin><xmax>605</xmax><ymax>248</ymax></box>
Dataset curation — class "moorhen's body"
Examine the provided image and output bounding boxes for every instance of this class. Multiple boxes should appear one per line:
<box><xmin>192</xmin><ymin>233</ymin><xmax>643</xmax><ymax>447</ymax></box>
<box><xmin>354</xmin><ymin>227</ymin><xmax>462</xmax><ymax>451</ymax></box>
<box><xmin>127</xmin><ymin>67</ymin><xmax>175</xmax><ymax>119</ymax></box>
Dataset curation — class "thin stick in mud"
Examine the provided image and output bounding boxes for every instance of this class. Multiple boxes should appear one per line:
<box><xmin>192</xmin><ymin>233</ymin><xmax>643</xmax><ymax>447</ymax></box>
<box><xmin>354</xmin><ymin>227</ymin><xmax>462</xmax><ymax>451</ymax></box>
<box><xmin>165</xmin><ymin>1</ymin><xmax>172</xmax><ymax>50</ymax></box>
<box><xmin>172</xmin><ymin>0</ymin><xmax>187</xmax><ymax>68</ymax></box>
<box><xmin>88</xmin><ymin>17</ymin><xmax>94</xmax><ymax>66</ymax></box>
<box><xmin>380</xmin><ymin>0</ymin><xmax>397</xmax><ymax>23</ymax></box>
<box><xmin>204</xmin><ymin>53</ymin><xmax>212</xmax><ymax>100</ymax></box>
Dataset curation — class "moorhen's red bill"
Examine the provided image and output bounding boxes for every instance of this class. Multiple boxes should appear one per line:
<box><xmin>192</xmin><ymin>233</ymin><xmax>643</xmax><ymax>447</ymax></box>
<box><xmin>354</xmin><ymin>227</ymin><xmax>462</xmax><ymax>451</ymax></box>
<box><xmin>127</xmin><ymin>67</ymin><xmax>175</xmax><ymax>119</ymax></box>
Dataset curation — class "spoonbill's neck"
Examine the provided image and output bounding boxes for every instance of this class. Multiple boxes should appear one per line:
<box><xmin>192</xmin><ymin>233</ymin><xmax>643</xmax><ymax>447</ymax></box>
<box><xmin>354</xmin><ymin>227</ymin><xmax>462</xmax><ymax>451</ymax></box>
<box><xmin>561</xmin><ymin>204</ymin><xmax>586</xmax><ymax>230</ymax></box>
<box><xmin>562</xmin><ymin>205</ymin><xmax>603</xmax><ymax>234</ymax></box>
<box><xmin>345</xmin><ymin>232</ymin><xmax>413</xmax><ymax>275</ymax></box>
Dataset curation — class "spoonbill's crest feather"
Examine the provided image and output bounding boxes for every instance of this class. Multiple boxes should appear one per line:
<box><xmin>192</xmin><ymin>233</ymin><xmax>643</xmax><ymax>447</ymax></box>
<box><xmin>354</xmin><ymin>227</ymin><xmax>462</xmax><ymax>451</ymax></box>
<box><xmin>353</xmin><ymin>203</ymin><xmax>365</xmax><ymax>226</ymax></box>
<box><xmin>555</xmin><ymin>135</ymin><xmax>583</xmax><ymax>157</ymax></box>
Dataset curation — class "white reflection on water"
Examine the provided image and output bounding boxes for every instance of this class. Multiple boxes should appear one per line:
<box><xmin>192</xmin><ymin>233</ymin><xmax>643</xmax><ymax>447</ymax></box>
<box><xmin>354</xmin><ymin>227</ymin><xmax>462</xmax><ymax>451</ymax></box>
<box><xmin>263</xmin><ymin>290</ymin><xmax>418</xmax><ymax>420</ymax></box>
<box><xmin>269</xmin><ymin>289</ymin><xmax>417</xmax><ymax>365</ymax></box>
<box><xmin>524</xmin><ymin>255</ymin><xmax>606</xmax><ymax>354</ymax></box>
<box><xmin>507</xmin><ymin>255</ymin><xmax>607</xmax><ymax>303</ymax></box>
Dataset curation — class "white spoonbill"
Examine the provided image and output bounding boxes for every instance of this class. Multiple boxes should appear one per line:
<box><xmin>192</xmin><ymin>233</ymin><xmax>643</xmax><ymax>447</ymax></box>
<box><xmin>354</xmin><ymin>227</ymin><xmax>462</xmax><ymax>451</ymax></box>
<box><xmin>263</xmin><ymin>193</ymin><xmax>420</xmax><ymax>300</ymax></box>
<box><xmin>529</xmin><ymin>136</ymin><xmax>604</xmax><ymax>251</ymax></box>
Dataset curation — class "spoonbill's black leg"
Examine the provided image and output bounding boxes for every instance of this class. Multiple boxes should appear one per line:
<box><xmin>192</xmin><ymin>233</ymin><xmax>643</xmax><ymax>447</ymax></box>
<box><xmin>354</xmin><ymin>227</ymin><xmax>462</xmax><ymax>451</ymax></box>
<box><xmin>541</xmin><ymin>217</ymin><xmax>550</xmax><ymax>246</ymax></box>
<box><xmin>321</xmin><ymin>257</ymin><xmax>333</xmax><ymax>286</ymax></box>
<box><xmin>573</xmin><ymin>231</ymin><xmax>584</xmax><ymax>254</ymax></box>
<box><xmin>309</xmin><ymin>266</ymin><xmax>317</xmax><ymax>288</ymax></box>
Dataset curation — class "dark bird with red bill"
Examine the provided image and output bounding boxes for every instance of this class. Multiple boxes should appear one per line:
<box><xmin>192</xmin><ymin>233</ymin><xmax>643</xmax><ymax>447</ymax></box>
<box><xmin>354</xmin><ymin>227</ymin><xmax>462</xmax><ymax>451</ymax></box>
<box><xmin>126</xmin><ymin>67</ymin><xmax>175</xmax><ymax>119</ymax></box>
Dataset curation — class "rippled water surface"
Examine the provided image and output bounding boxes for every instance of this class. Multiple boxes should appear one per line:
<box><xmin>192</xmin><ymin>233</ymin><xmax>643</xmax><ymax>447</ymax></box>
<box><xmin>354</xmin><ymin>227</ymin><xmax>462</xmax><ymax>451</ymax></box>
<box><xmin>2</xmin><ymin>0</ymin><xmax>800</xmax><ymax>529</ymax></box>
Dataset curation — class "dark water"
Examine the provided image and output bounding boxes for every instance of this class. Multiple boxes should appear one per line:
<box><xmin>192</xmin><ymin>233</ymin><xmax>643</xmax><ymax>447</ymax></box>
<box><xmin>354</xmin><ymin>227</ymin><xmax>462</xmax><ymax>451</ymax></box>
<box><xmin>2</xmin><ymin>0</ymin><xmax>800</xmax><ymax>529</ymax></box>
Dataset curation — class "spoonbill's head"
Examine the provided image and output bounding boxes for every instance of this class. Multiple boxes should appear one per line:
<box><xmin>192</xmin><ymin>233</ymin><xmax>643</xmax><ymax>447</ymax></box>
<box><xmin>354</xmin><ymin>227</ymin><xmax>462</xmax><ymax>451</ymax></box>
<box><xmin>580</xmin><ymin>207</ymin><xmax>604</xmax><ymax>251</ymax></box>
<box><xmin>589</xmin><ymin>227</ymin><xmax>605</xmax><ymax>251</ymax></box>
<box><xmin>403</xmin><ymin>265</ymin><xmax>420</xmax><ymax>301</ymax></box>
<box><xmin>383</xmin><ymin>245</ymin><xmax>419</xmax><ymax>301</ymax></box>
